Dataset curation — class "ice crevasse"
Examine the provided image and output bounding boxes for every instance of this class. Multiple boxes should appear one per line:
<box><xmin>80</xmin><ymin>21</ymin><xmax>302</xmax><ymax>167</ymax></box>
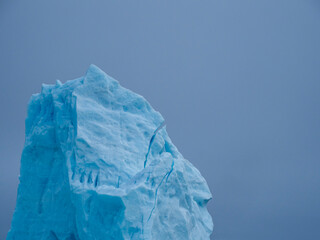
<box><xmin>7</xmin><ymin>65</ymin><xmax>213</xmax><ymax>240</ymax></box>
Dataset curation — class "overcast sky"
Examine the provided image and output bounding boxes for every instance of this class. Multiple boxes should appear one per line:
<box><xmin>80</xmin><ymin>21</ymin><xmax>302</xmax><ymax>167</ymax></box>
<box><xmin>1</xmin><ymin>1</ymin><xmax>320</xmax><ymax>239</ymax></box>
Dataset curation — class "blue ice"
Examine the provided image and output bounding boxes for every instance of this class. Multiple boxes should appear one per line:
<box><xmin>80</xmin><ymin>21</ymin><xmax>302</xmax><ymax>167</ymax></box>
<box><xmin>7</xmin><ymin>65</ymin><xmax>213</xmax><ymax>240</ymax></box>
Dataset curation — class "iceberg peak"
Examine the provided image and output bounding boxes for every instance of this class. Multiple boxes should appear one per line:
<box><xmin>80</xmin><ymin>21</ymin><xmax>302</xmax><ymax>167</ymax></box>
<box><xmin>7</xmin><ymin>65</ymin><xmax>213</xmax><ymax>240</ymax></box>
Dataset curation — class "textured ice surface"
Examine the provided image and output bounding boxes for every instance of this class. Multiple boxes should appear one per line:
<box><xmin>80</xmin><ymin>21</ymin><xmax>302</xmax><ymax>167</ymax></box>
<box><xmin>7</xmin><ymin>65</ymin><xmax>213</xmax><ymax>240</ymax></box>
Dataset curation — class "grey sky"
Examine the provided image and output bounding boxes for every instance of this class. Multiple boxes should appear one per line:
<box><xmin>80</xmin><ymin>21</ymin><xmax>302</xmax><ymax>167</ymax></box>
<box><xmin>1</xmin><ymin>0</ymin><xmax>320</xmax><ymax>239</ymax></box>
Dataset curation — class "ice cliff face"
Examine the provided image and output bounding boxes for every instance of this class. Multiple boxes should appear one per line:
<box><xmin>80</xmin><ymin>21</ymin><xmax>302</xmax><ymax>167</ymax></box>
<box><xmin>7</xmin><ymin>65</ymin><xmax>213</xmax><ymax>240</ymax></box>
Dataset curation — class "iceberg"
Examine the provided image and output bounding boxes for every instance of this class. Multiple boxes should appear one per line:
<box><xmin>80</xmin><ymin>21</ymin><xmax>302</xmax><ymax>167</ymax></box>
<box><xmin>7</xmin><ymin>65</ymin><xmax>213</xmax><ymax>239</ymax></box>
